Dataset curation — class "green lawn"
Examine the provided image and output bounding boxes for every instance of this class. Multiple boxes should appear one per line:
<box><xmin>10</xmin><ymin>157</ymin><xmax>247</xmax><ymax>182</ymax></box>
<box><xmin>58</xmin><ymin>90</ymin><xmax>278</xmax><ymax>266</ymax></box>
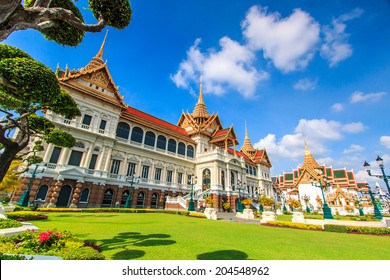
<box><xmin>31</xmin><ymin>212</ymin><xmax>390</xmax><ymax>260</ymax></box>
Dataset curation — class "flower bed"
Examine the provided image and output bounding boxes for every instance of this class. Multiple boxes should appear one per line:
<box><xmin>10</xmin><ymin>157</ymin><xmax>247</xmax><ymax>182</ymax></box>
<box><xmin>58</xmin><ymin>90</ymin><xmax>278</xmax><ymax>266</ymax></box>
<box><xmin>0</xmin><ymin>229</ymin><xmax>104</xmax><ymax>260</ymax></box>
<box><xmin>186</xmin><ymin>212</ymin><xmax>206</xmax><ymax>219</ymax></box>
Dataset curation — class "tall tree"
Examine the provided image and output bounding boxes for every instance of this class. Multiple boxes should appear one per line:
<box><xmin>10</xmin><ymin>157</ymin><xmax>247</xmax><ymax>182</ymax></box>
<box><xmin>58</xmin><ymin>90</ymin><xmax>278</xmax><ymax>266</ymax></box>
<box><xmin>0</xmin><ymin>0</ymin><xmax>132</xmax><ymax>45</ymax></box>
<box><xmin>0</xmin><ymin>160</ymin><xmax>23</xmax><ymax>193</ymax></box>
<box><xmin>0</xmin><ymin>44</ymin><xmax>81</xmax><ymax>182</ymax></box>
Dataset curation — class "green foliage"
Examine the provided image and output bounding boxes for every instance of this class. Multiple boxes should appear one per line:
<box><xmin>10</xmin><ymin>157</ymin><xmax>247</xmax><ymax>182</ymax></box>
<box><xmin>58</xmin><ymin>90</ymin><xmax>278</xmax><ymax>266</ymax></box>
<box><xmin>0</xmin><ymin>229</ymin><xmax>104</xmax><ymax>260</ymax></box>
<box><xmin>324</xmin><ymin>224</ymin><xmax>390</xmax><ymax>235</ymax></box>
<box><xmin>259</xmin><ymin>195</ymin><xmax>274</xmax><ymax>206</ymax></box>
<box><xmin>7</xmin><ymin>211</ymin><xmax>47</xmax><ymax>221</ymax></box>
<box><xmin>44</xmin><ymin>129</ymin><xmax>77</xmax><ymax>147</ymax></box>
<box><xmin>267</xmin><ymin>221</ymin><xmax>323</xmax><ymax>231</ymax></box>
<box><xmin>25</xmin><ymin>0</ymin><xmax>85</xmax><ymax>46</ymax></box>
<box><xmin>50</xmin><ymin>89</ymin><xmax>81</xmax><ymax>119</ymax></box>
<box><xmin>89</xmin><ymin>0</ymin><xmax>132</xmax><ymax>29</ymax></box>
<box><xmin>0</xmin><ymin>57</ymin><xmax>61</xmax><ymax>104</ymax></box>
<box><xmin>0</xmin><ymin>254</ymin><xmax>30</xmax><ymax>260</ymax></box>
<box><xmin>0</xmin><ymin>219</ymin><xmax>22</xmax><ymax>229</ymax></box>
<box><xmin>0</xmin><ymin>44</ymin><xmax>32</xmax><ymax>60</ymax></box>
<box><xmin>28</xmin><ymin>115</ymin><xmax>55</xmax><ymax>134</ymax></box>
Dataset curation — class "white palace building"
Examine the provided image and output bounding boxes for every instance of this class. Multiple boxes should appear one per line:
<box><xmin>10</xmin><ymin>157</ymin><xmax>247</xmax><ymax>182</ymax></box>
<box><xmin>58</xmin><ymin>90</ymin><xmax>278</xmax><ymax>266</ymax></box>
<box><xmin>12</xmin><ymin>36</ymin><xmax>274</xmax><ymax>211</ymax></box>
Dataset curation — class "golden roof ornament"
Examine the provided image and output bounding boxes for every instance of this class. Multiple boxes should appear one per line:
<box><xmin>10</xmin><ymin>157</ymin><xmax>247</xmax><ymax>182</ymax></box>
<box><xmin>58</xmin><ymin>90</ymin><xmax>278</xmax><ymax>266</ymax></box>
<box><xmin>241</xmin><ymin>122</ymin><xmax>255</xmax><ymax>154</ymax></box>
<box><xmin>192</xmin><ymin>75</ymin><xmax>210</xmax><ymax>119</ymax></box>
<box><xmin>82</xmin><ymin>29</ymin><xmax>109</xmax><ymax>72</ymax></box>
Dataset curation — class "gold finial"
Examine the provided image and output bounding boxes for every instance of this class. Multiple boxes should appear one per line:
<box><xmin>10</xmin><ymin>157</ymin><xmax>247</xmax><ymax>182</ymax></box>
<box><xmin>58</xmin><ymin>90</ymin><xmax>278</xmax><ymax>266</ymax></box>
<box><xmin>97</xmin><ymin>29</ymin><xmax>109</xmax><ymax>59</ymax></box>
<box><xmin>245</xmin><ymin>121</ymin><xmax>249</xmax><ymax>140</ymax></box>
<box><xmin>241</xmin><ymin>122</ymin><xmax>255</xmax><ymax>154</ymax></box>
<box><xmin>192</xmin><ymin>75</ymin><xmax>210</xmax><ymax>119</ymax></box>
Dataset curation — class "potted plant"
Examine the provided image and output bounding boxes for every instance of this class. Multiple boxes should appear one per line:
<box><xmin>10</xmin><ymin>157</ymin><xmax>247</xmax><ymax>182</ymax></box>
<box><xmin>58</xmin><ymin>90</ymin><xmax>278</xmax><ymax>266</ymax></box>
<box><xmin>259</xmin><ymin>195</ymin><xmax>274</xmax><ymax>210</ymax></box>
<box><xmin>222</xmin><ymin>202</ymin><xmax>231</xmax><ymax>212</ymax></box>
<box><xmin>241</xmin><ymin>198</ymin><xmax>252</xmax><ymax>209</ymax></box>
<box><xmin>288</xmin><ymin>198</ymin><xmax>301</xmax><ymax>211</ymax></box>
<box><xmin>204</xmin><ymin>196</ymin><xmax>214</xmax><ymax>208</ymax></box>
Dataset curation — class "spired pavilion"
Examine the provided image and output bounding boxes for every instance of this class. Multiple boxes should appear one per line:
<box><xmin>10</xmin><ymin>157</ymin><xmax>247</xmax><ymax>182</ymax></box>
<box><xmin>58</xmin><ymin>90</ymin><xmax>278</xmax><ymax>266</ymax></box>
<box><xmin>11</xmin><ymin>34</ymin><xmax>274</xmax><ymax>211</ymax></box>
<box><xmin>273</xmin><ymin>143</ymin><xmax>370</xmax><ymax>215</ymax></box>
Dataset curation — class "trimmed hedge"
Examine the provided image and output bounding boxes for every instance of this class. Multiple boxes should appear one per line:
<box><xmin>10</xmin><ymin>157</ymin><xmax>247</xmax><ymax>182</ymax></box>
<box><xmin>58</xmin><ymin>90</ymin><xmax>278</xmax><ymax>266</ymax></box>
<box><xmin>187</xmin><ymin>212</ymin><xmax>206</xmax><ymax>219</ymax></box>
<box><xmin>267</xmin><ymin>221</ymin><xmax>322</xmax><ymax>231</ymax></box>
<box><xmin>324</xmin><ymin>224</ymin><xmax>390</xmax><ymax>235</ymax></box>
<box><xmin>6</xmin><ymin>211</ymin><xmax>48</xmax><ymax>221</ymax></box>
<box><xmin>0</xmin><ymin>219</ymin><xmax>22</xmax><ymax>229</ymax></box>
<box><xmin>37</xmin><ymin>207</ymin><xmax>190</xmax><ymax>215</ymax></box>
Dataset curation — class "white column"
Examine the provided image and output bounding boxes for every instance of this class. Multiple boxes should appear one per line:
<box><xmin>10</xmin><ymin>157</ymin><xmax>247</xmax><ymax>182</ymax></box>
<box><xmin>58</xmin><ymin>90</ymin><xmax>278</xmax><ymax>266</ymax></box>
<box><xmin>58</xmin><ymin>148</ymin><xmax>71</xmax><ymax>165</ymax></box>
<box><xmin>43</xmin><ymin>143</ymin><xmax>54</xmax><ymax>162</ymax></box>
<box><xmin>96</xmin><ymin>146</ymin><xmax>106</xmax><ymax>171</ymax></box>
<box><xmin>103</xmin><ymin>147</ymin><xmax>113</xmax><ymax>172</ymax></box>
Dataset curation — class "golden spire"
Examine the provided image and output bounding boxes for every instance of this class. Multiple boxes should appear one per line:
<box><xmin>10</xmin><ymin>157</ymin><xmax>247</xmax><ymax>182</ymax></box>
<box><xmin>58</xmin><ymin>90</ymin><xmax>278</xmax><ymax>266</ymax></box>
<box><xmin>96</xmin><ymin>29</ymin><xmax>109</xmax><ymax>60</ymax></box>
<box><xmin>241</xmin><ymin>122</ymin><xmax>255</xmax><ymax>154</ymax></box>
<box><xmin>302</xmin><ymin>141</ymin><xmax>321</xmax><ymax>170</ymax></box>
<box><xmin>82</xmin><ymin>30</ymin><xmax>108</xmax><ymax>72</ymax></box>
<box><xmin>192</xmin><ymin>75</ymin><xmax>210</xmax><ymax>119</ymax></box>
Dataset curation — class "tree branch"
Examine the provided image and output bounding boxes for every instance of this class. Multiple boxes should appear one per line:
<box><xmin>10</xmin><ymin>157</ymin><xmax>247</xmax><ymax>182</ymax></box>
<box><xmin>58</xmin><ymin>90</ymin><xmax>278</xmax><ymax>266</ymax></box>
<box><xmin>0</xmin><ymin>5</ymin><xmax>107</xmax><ymax>42</ymax></box>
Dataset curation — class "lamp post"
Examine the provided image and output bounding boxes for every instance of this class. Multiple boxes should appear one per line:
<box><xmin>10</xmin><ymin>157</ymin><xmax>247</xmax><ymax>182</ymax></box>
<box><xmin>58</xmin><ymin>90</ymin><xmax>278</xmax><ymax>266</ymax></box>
<box><xmin>363</xmin><ymin>156</ymin><xmax>390</xmax><ymax>194</ymax></box>
<box><xmin>17</xmin><ymin>164</ymin><xmax>46</xmax><ymax>207</ymax></box>
<box><xmin>236</xmin><ymin>180</ymin><xmax>243</xmax><ymax>212</ymax></box>
<box><xmin>125</xmin><ymin>174</ymin><xmax>139</xmax><ymax>208</ymax></box>
<box><xmin>302</xmin><ymin>194</ymin><xmax>311</xmax><ymax>213</ymax></box>
<box><xmin>311</xmin><ymin>167</ymin><xmax>334</xmax><ymax>219</ymax></box>
<box><xmin>367</xmin><ymin>184</ymin><xmax>382</xmax><ymax>220</ymax></box>
<box><xmin>188</xmin><ymin>176</ymin><xmax>197</xmax><ymax>211</ymax></box>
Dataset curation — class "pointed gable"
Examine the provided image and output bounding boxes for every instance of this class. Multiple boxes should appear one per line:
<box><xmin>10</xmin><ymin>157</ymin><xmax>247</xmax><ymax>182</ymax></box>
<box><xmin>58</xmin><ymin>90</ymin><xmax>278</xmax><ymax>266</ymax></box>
<box><xmin>57</xmin><ymin>31</ymin><xmax>126</xmax><ymax>108</ymax></box>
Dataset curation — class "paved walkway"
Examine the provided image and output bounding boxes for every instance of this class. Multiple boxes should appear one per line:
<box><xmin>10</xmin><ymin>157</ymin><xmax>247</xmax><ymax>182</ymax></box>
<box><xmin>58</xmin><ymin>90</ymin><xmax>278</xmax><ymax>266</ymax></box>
<box><xmin>0</xmin><ymin>222</ymin><xmax>39</xmax><ymax>236</ymax></box>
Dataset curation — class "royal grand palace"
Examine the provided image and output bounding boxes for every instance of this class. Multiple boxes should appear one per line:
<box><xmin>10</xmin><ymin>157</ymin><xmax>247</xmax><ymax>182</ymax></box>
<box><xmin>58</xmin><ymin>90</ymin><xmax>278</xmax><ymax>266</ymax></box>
<box><xmin>11</xmin><ymin>37</ymin><xmax>274</xmax><ymax>211</ymax></box>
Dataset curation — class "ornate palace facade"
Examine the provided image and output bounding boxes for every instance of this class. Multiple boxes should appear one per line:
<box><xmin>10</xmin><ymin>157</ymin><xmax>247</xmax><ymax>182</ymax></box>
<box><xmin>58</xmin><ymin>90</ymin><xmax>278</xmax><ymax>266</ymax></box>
<box><xmin>12</xmin><ymin>36</ymin><xmax>273</xmax><ymax>211</ymax></box>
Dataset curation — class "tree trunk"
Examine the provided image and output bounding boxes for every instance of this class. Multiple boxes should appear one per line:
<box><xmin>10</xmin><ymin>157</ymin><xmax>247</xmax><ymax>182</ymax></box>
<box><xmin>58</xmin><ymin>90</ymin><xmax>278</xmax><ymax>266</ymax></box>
<box><xmin>0</xmin><ymin>145</ymin><xmax>21</xmax><ymax>182</ymax></box>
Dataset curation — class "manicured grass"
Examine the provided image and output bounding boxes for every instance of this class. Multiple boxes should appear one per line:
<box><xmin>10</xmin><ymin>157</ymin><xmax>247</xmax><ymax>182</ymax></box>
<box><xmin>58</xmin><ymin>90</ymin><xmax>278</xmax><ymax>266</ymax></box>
<box><xmin>31</xmin><ymin>212</ymin><xmax>390</xmax><ymax>260</ymax></box>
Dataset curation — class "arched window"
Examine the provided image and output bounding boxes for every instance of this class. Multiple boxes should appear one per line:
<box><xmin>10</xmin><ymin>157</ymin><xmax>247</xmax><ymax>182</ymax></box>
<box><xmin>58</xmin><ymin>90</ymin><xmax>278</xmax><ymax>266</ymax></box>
<box><xmin>178</xmin><ymin>142</ymin><xmax>186</xmax><ymax>155</ymax></box>
<box><xmin>131</xmin><ymin>127</ymin><xmax>144</xmax><ymax>143</ymax></box>
<box><xmin>102</xmin><ymin>189</ymin><xmax>114</xmax><ymax>207</ymax></box>
<box><xmin>157</xmin><ymin>135</ymin><xmax>167</xmax><ymax>150</ymax></box>
<box><xmin>187</xmin><ymin>145</ymin><xmax>194</xmax><ymax>158</ymax></box>
<box><xmin>121</xmin><ymin>190</ymin><xmax>130</xmax><ymax>206</ymax></box>
<box><xmin>151</xmin><ymin>193</ymin><xmax>158</xmax><ymax>208</ymax></box>
<box><xmin>35</xmin><ymin>185</ymin><xmax>48</xmax><ymax>201</ymax></box>
<box><xmin>168</xmin><ymin>139</ymin><xmax>176</xmax><ymax>153</ymax></box>
<box><xmin>136</xmin><ymin>191</ymin><xmax>145</xmax><ymax>208</ymax></box>
<box><xmin>79</xmin><ymin>188</ymin><xmax>90</xmax><ymax>203</ymax></box>
<box><xmin>202</xmin><ymin>169</ymin><xmax>211</xmax><ymax>191</ymax></box>
<box><xmin>144</xmin><ymin>131</ymin><xmax>156</xmax><ymax>147</ymax></box>
<box><xmin>56</xmin><ymin>185</ymin><xmax>73</xmax><ymax>207</ymax></box>
<box><xmin>116</xmin><ymin>122</ymin><xmax>130</xmax><ymax>139</ymax></box>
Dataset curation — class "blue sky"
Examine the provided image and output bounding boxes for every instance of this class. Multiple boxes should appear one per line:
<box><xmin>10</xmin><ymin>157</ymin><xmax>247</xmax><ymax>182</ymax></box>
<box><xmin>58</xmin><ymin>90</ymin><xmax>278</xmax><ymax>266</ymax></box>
<box><xmin>4</xmin><ymin>0</ymin><xmax>390</xmax><ymax>190</ymax></box>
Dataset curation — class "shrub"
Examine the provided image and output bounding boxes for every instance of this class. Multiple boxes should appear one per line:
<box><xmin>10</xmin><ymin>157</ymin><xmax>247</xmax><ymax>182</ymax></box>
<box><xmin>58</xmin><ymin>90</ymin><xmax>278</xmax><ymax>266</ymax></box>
<box><xmin>6</xmin><ymin>211</ymin><xmax>47</xmax><ymax>221</ymax></box>
<box><xmin>0</xmin><ymin>219</ymin><xmax>22</xmax><ymax>229</ymax></box>
<box><xmin>222</xmin><ymin>202</ymin><xmax>231</xmax><ymax>212</ymax></box>
<box><xmin>187</xmin><ymin>212</ymin><xmax>206</xmax><ymax>219</ymax></box>
<box><xmin>241</xmin><ymin>198</ymin><xmax>252</xmax><ymax>206</ymax></box>
<box><xmin>323</xmin><ymin>224</ymin><xmax>390</xmax><ymax>235</ymax></box>
<box><xmin>259</xmin><ymin>196</ymin><xmax>274</xmax><ymax>206</ymax></box>
<box><xmin>0</xmin><ymin>254</ymin><xmax>32</xmax><ymax>260</ymax></box>
<box><xmin>204</xmin><ymin>196</ymin><xmax>214</xmax><ymax>205</ymax></box>
<box><xmin>267</xmin><ymin>221</ymin><xmax>322</xmax><ymax>231</ymax></box>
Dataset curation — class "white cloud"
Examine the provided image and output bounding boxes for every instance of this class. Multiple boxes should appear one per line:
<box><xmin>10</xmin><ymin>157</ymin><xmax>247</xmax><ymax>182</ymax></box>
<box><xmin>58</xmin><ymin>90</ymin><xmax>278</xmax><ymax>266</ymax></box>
<box><xmin>350</xmin><ymin>91</ymin><xmax>388</xmax><ymax>103</ymax></box>
<box><xmin>380</xmin><ymin>136</ymin><xmax>390</xmax><ymax>149</ymax></box>
<box><xmin>293</xmin><ymin>78</ymin><xmax>317</xmax><ymax>91</ymax></box>
<box><xmin>343</xmin><ymin>144</ymin><xmax>365</xmax><ymax>154</ymax></box>
<box><xmin>242</xmin><ymin>6</ymin><xmax>320</xmax><ymax>72</ymax></box>
<box><xmin>170</xmin><ymin>37</ymin><xmax>268</xmax><ymax>98</ymax></box>
<box><xmin>320</xmin><ymin>8</ymin><xmax>363</xmax><ymax>67</ymax></box>
<box><xmin>331</xmin><ymin>103</ymin><xmax>344</xmax><ymax>112</ymax></box>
